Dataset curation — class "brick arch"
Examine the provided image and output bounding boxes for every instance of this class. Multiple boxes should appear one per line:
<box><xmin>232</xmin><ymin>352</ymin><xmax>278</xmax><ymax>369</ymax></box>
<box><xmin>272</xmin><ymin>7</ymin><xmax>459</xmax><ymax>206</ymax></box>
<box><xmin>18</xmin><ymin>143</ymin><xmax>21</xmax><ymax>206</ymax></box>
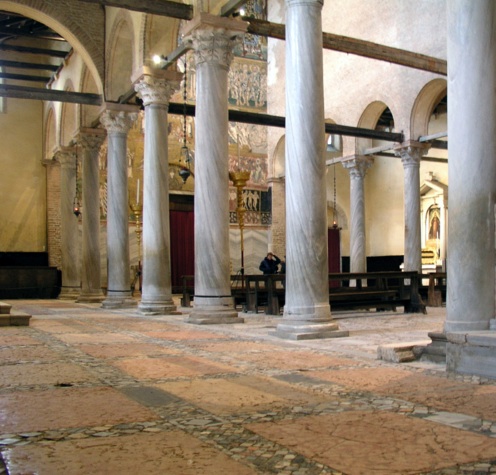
<box><xmin>0</xmin><ymin>0</ymin><xmax>104</xmax><ymax>93</ymax></box>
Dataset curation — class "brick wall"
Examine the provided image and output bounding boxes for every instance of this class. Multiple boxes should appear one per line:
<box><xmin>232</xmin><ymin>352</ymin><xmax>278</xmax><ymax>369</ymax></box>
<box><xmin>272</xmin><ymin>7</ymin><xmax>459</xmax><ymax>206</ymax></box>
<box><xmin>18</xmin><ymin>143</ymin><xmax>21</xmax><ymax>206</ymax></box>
<box><xmin>46</xmin><ymin>161</ymin><xmax>61</xmax><ymax>268</ymax></box>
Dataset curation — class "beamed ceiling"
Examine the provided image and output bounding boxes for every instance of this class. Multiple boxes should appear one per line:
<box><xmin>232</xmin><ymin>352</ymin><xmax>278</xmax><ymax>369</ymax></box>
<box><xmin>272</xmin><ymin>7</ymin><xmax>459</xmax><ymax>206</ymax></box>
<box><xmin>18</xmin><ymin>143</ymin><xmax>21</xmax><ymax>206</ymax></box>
<box><xmin>0</xmin><ymin>11</ymin><xmax>72</xmax><ymax>87</ymax></box>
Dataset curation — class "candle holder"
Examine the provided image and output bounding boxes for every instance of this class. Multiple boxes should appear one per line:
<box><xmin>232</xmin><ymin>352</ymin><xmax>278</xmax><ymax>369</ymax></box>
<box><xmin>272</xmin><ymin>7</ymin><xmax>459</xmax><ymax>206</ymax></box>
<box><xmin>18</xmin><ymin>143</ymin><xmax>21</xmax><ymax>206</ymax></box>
<box><xmin>130</xmin><ymin>202</ymin><xmax>143</xmax><ymax>293</ymax></box>
<box><xmin>229</xmin><ymin>170</ymin><xmax>251</xmax><ymax>286</ymax></box>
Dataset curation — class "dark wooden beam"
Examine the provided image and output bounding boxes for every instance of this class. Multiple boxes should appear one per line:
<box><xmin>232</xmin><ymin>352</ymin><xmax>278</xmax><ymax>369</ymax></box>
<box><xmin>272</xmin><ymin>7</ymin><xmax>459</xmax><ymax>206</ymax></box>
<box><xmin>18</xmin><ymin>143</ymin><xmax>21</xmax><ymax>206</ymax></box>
<box><xmin>167</xmin><ymin>102</ymin><xmax>404</xmax><ymax>142</ymax></box>
<box><xmin>244</xmin><ymin>18</ymin><xmax>447</xmax><ymax>76</ymax></box>
<box><xmin>0</xmin><ymin>43</ymin><xmax>69</xmax><ymax>58</ymax></box>
<box><xmin>76</xmin><ymin>0</ymin><xmax>193</xmax><ymax>20</ymax></box>
<box><xmin>0</xmin><ymin>60</ymin><xmax>59</xmax><ymax>71</ymax></box>
<box><xmin>0</xmin><ymin>84</ymin><xmax>102</xmax><ymax>105</ymax></box>
<box><xmin>0</xmin><ymin>73</ymin><xmax>49</xmax><ymax>83</ymax></box>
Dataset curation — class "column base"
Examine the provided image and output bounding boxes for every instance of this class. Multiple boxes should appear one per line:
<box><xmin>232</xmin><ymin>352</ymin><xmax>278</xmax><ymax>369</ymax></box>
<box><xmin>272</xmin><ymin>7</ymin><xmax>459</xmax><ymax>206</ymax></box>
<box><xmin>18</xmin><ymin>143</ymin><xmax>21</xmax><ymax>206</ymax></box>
<box><xmin>273</xmin><ymin>321</ymin><xmax>349</xmax><ymax>340</ymax></box>
<box><xmin>77</xmin><ymin>290</ymin><xmax>105</xmax><ymax>303</ymax></box>
<box><xmin>101</xmin><ymin>294</ymin><xmax>137</xmax><ymax>309</ymax></box>
<box><xmin>58</xmin><ymin>286</ymin><xmax>81</xmax><ymax>300</ymax></box>
<box><xmin>186</xmin><ymin>308</ymin><xmax>244</xmax><ymax>325</ymax></box>
<box><xmin>139</xmin><ymin>299</ymin><xmax>180</xmax><ymax>315</ymax></box>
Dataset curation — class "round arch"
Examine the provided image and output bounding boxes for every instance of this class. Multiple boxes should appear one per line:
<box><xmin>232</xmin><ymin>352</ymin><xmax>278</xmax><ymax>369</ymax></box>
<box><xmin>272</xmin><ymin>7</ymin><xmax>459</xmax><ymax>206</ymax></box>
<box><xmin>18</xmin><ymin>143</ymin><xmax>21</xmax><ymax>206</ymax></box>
<box><xmin>44</xmin><ymin>106</ymin><xmax>57</xmax><ymax>160</ymax></box>
<box><xmin>106</xmin><ymin>10</ymin><xmax>135</xmax><ymax>102</ymax></box>
<box><xmin>410</xmin><ymin>78</ymin><xmax>448</xmax><ymax>141</ymax></box>
<box><xmin>60</xmin><ymin>80</ymin><xmax>78</xmax><ymax>146</ymax></box>
<box><xmin>0</xmin><ymin>1</ymin><xmax>104</xmax><ymax>94</ymax></box>
<box><xmin>272</xmin><ymin>134</ymin><xmax>285</xmax><ymax>179</ymax></box>
<box><xmin>355</xmin><ymin>100</ymin><xmax>395</xmax><ymax>154</ymax></box>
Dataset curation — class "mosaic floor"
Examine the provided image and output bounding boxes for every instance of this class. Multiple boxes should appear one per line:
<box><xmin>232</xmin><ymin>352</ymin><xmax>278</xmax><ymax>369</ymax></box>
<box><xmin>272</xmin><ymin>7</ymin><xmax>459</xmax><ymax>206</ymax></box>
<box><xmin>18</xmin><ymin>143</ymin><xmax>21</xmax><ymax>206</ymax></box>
<box><xmin>1</xmin><ymin>300</ymin><xmax>496</xmax><ymax>474</ymax></box>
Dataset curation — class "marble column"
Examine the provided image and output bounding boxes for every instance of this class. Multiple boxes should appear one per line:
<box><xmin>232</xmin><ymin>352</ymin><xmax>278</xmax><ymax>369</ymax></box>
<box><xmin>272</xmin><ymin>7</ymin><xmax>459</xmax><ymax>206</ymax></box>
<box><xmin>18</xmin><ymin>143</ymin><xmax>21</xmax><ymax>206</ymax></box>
<box><xmin>134</xmin><ymin>67</ymin><xmax>182</xmax><ymax>315</ymax></box>
<box><xmin>100</xmin><ymin>105</ymin><xmax>139</xmax><ymax>309</ymax></box>
<box><xmin>445</xmin><ymin>0</ymin><xmax>496</xmax><ymax>332</ymax></box>
<box><xmin>76</xmin><ymin>128</ymin><xmax>106</xmax><ymax>303</ymax></box>
<box><xmin>275</xmin><ymin>0</ymin><xmax>347</xmax><ymax>340</ymax></box>
<box><xmin>183</xmin><ymin>14</ymin><xmax>247</xmax><ymax>324</ymax></box>
<box><xmin>342</xmin><ymin>155</ymin><xmax>373</xmax><ymax>273</ymax></box>
<box><xmin>394</xmin><ymin>141</ymin><xmax>430</xmax><ymax>273</ymax></box>
<box><xmin>56</xmin><ymin>147</ymin><xmax>81</xmax><ymax>299</ymax></box>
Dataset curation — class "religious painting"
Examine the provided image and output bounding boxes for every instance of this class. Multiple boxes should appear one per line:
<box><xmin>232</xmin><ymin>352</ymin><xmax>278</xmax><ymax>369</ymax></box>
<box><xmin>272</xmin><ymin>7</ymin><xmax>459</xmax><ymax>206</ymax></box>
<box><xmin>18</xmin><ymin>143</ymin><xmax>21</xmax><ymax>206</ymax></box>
<box><xmin>228</xmin><ymin>58</ymin><xmax>267</xmax><ymax>111</ymax></box>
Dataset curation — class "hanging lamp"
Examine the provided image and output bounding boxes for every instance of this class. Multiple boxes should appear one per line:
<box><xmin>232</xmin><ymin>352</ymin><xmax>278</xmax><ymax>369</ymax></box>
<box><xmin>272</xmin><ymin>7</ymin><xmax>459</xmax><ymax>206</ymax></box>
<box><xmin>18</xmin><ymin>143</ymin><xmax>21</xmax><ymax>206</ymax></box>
<box><xmin>178</xmin><ymin>58</ymin><xmax>191</xmax><ymax>184</ymax></box>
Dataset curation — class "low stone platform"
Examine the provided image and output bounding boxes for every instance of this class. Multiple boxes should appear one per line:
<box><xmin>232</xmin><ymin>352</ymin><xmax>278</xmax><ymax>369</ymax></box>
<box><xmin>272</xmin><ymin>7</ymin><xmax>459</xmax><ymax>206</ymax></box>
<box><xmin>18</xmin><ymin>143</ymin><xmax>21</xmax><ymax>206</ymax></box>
<box><xmin>0</xmin><ymin>301</ymin><xmax>31</xmax><ymax>326</ymax></box>
<box><xmin>377</xmin><ymin>340</ymin><xmax>430</xmax><ymax>363</ymax></box>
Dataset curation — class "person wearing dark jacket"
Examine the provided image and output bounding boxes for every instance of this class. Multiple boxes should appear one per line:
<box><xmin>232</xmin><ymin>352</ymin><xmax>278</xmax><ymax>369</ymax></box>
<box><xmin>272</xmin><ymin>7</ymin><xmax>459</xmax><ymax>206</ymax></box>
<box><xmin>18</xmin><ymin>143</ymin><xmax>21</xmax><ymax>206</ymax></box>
<box><xmin>259</xmin><ymin>252</ymin><xmax>281</xmax><ymax>275</ymax></box>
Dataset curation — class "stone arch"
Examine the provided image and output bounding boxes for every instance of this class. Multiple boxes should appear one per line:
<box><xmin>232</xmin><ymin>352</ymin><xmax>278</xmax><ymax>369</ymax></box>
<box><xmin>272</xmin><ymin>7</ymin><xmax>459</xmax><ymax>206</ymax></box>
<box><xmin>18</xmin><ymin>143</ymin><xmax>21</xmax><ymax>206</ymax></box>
<box><xmin>0</xmin><ymin>1</ymin><xmax>104</xmax><ymax>93</ymax></box>
<box><xmin>355</xmin><ymin>100</ymin><xmax>396</xmax><ymax>154</ymax></box>
<box><xmin>60</xmin><ymin>80</ymin><xmax>78</xmax><ymax>146</ymax></box>
<box><xmin>139</xmin><ymin>13</ymin><xmax>181</xmax><ymax>68</ymax></box>
<box><xmin>106</xmin><ymin>10</ymin><xmax>135</xmax><ymax>102</ymax></box>
<box><xmin>272</xmin><ymin>134</ymin><xmax>285</xmax><ymax>178</ymax></box>
<box><xmin>410</xmin><ymin>78</ymin><xmax>448</xmax><ymax>140</ymax></box>
<box><xmin>80</xmin><ymin>65</ymin><xmax>101</xmax><ymax>128</ymax></box>
<box><xmin>44</xmin><ymin>106</ymin><xmax>57</xmax><ymax>160</ymax></box>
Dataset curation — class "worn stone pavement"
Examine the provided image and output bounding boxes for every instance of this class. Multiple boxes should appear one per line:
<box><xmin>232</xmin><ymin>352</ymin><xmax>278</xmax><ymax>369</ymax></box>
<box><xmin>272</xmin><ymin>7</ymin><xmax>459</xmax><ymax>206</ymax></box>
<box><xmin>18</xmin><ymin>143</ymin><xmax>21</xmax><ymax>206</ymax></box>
<box><xmin>1</xmin><ymin>299</ymin><xmax>496</xmax><ymax>474</ymax></box>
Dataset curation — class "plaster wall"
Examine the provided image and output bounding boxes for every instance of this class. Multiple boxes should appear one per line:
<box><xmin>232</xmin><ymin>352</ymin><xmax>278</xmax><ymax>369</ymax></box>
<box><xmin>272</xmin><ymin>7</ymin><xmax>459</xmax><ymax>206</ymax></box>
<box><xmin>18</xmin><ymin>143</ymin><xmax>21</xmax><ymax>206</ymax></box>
<box><xmin>0</xmin><ymin>98</ymin><xmax>46</xmax><ymax>252</ymax></box>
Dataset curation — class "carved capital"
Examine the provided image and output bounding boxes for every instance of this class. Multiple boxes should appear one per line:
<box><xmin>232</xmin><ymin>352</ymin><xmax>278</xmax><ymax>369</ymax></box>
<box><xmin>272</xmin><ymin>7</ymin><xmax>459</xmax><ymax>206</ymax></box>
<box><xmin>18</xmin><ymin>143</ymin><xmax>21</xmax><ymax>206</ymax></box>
<box><xmin>77</xmin><ymin>128</ymin><xmax>106</xmax><ymax>153</ymax></box>
<box><xmin>100</xmin><ymin>110</ymin><xmax>138</xmax><ymax>135</ymax></box>
<box><xmin>54</xmin><ymin>146</ymin><xmax>77</xmax><ymax>169</ymax></box>
<box><xmin>134</xmin><ymin>75</ymin><xmax>181</xmax><ymax>107</ymax></box>
<box><xmin>394</xmin><ymin>141</ymin><xmax>430</xmax><ymax>168</ymax></box>
<box><xmin>341</xmin><ymin>155</ymin><xmax>374</xmax><ymax>180</ymax></box>
<box><xmin>188</xmin><ymin>29</ymin><xmax>240</xmax><ymax>70</ymax></box>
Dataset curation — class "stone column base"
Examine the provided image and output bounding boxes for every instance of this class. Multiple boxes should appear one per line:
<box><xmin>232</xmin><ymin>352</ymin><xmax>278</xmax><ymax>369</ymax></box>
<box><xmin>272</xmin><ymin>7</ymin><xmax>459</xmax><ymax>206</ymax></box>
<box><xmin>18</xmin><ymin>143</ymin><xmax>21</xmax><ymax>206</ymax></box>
<box><xmin>420</xmin><ymin>331</ymin><xmax>447</xmax><ymax>363</ymax></box>
<box><xmin>186</xmin><ymin>308</ymin><xmax>244</xmax><ymax>325</ymax></box>
<box><xmin>77</xmin><ymin>290</ymin><xmax>105</xmax><ymax>303</ymax></box>
<box><xmin>58</xmin><ymin>287</ymin><xmax>81</xmax><ymax>300</ymax></box>
<box><xmin>139</xmin><ymin>299</ymin><xmax>180</xmax><ymax>315</ymax></box>
<box><xmin>273</xmin><ymin>321</ymin><xmax>349</xmax><ymax>341</ymax></box>
<box><xmin>101</xmin><ymin>293</ymin><xmax>137</xmax><ymax>309</ymax></box>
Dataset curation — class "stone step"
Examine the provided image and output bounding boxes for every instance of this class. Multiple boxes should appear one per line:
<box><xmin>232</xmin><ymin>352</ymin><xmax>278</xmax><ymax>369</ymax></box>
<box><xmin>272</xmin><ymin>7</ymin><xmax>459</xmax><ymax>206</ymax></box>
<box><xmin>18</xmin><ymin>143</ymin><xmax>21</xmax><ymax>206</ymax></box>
<box><xmin>377</xmin><ymin>340</ymin><xmax>430</xmax><ymax>363</ymax></box>
<box><xmin>0</xmin><ymin>301</ymin><xmax>12</xmax><ymax>314</ymax></box>
<box><xmin>0</xmin><ymin>312</ymin><xmax>31</xmax><ymax>326</ymax></box>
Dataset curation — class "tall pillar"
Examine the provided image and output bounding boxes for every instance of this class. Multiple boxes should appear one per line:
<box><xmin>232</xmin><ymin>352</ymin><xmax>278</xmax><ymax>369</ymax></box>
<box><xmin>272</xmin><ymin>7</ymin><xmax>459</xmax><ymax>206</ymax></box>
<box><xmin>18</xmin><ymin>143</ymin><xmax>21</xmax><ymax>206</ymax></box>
<box><xmin>342</xmin><ymin>155</ymin><xmax>373</xmax><ymax>273</ymax></box>
<box><xmin>100</xmin><ymin>105</ymin><xmax>138</xmax><ymax>309</ymax></box>
<box><xmin>134</xmin><ymin>67</ymin><xmax>182</xmax><ymax>315</ymax></box>
<box><xmin>77</xmin><ymin>128</ymin><xmax>106</xmax><ymax>303</ymax></box>
<box><xmin>55</xmin><ymin>147</ymin><xmax>80</xmax><ymax>299</ymax></box>
<box><xmin>275</xmin><ymin>0</ymin><xmax>347</xmax><ymax>340</ymax></box>
<box><xmin>446</xmin><ymin>0</ymin><xmax>496</xmax><ymax>332</ymax></box>
<box><xmin>183</xmin><ymin>14</ymin><xmax>247</xmax><ymax>324</ymax></box>
<box><xmin>394</xmin><ymin>141</ymin><xmax>430</xmax><ymax>273</ymax></box>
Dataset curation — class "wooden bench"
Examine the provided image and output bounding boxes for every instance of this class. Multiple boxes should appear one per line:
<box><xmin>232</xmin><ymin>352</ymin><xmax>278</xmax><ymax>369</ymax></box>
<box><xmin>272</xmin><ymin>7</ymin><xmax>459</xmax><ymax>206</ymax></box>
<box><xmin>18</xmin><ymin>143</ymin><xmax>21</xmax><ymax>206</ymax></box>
<box><xmin>419</xmin><ymin>272</ymin><xmax>446</xmax><ymax>307</ymax></box>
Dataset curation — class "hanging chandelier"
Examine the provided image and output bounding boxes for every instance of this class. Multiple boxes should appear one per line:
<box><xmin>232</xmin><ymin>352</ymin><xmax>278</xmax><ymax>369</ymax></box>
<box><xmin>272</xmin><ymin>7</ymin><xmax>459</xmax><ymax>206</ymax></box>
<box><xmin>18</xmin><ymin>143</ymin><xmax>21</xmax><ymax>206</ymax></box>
<box><xmin>73</xmin><ymin>150</ymin><xmax>81</xmax><ymax>217</ymax></box>
<box><xmin>178</xmin><ymin>58</ymin><xmax>192</xmax><ymax>184</ymax></box>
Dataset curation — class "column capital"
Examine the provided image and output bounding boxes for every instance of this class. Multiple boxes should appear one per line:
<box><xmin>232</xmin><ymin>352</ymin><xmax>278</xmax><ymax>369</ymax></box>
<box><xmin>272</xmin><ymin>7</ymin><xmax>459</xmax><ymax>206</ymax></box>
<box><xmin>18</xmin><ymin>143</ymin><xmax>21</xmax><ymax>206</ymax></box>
<box><xmin>133</xmin><ymin>67</ymin><xmax>182</xmax><ymax>107</ymax></box>
<box><xmin>54</xmin><ymin>146</ymin><xmax>77</xmax><ymax>168</ymax></box>
<box><xmin>77</xmin><ymin>127</ymin><xmax>106</xmax><ymax>152</ymax></box>
<box><xmin>341</xmin><ymin>154</ymin><xmax>374</xmax><ymax>179</ymax></box>
<box><xmin>183</xmin><ymin>13</ymin><xmax>247</xmax><ymax>70</ymax></box>
<box><xmin>100</xmin><ymin>108</ymin><xmax>138</xmax><ymax>135</ymax></box>
<box><xmin>394</xmin><ymin>140</ymin><xmax>430</xmax><ymax>167</ymax></box>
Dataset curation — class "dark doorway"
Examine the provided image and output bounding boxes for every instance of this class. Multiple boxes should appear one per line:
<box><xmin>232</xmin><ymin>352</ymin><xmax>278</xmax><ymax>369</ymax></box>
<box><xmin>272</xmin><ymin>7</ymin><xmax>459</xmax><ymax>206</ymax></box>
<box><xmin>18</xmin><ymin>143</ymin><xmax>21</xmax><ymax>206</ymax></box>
<box><xmin>328</xmin><ymin>227</ymin><xmax>341</xmax><ymax>273</ymax></box>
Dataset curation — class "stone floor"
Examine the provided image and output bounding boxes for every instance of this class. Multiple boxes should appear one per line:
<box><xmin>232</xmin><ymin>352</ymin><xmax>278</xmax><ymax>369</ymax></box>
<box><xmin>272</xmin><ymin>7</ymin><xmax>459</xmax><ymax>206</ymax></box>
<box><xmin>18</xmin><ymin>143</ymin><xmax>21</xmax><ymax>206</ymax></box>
<box><xmin>1</xmin><ymin>299</ymin><xmax>496</xmax><ymax>474</ymax></box>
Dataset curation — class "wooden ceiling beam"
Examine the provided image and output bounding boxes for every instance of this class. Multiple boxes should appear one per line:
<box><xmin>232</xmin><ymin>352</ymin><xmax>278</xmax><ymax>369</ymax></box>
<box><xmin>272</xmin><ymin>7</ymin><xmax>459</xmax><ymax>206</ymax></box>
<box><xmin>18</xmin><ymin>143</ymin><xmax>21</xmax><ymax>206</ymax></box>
<box><xmin>0</xmin><ymin>73</ymin><xmax>49</xmax><ymax>82</ymax></box>
<box><xmin>0</xmin><ymin>43</ymin><xmax>69</xmax><ymax>58</ymax></box>
<box><xmin>0</xmin><ymin>60</ymin><xmax>59</xmax><ymax>71</ymax></box>
<box><xmin>76</xmin><ymin>0</ymin><xmax>193</xmax><ymax>20</ymax></box>
<box><xmin>0</xmin><ymin>84</ymin><xmax>102</xmax><ymax>105</ymax></box>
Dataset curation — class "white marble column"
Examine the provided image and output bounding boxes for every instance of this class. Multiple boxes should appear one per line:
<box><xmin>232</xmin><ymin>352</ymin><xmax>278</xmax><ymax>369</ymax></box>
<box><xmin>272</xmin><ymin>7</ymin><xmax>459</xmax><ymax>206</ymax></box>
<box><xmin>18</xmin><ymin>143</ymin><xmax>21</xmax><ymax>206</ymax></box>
<box><xmin>56</xmin><ymin>147</ymin><xmax>80</xmax><ymax>299</ymax></box>
<box><xmin>394</xmin><ymin>141</ymin><xmax>430</xmax><ymax>273</ymax></box>
<box><xmin>76</xmin><ymin>128</ymin><xmax>106</xmax><ymax>303</ymax></box>
<box><xmin>445</xmin><ymin>0</ymin><xmax>496</xmax><ymax>332</ymax></box>
<box><xmin>183</xmin><ymin>14</ymin><xmax>247</xmax><ymax>324</ymax></box>
<box><xmin>275</xmin><ymin>0</ymin><xmax>347</xmax><ymax>340</ymax></box>
<box><xmin>342</xmin><ymin>155</ymin><xmax>373</xmax><ymax>273</ymax></box>
<box><xmin>134</xmin><ymin>68</ymin><xmax>182</xmax><ymax>315</ymax></box>
<box><xmin>100</xmin><ymin>105</ymin><xmax>139</xmax><ymax>309</ymax></box>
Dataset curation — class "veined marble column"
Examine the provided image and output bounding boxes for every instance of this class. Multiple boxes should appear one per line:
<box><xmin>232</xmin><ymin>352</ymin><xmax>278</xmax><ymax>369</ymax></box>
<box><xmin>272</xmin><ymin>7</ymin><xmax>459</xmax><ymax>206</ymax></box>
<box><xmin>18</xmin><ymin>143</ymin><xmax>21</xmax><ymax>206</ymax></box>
<box><xmin>56</xmin><ymin>147</ymin><xmax>80</xmax><ymax>299</ymax></box>
<box><xmin>183</xmin><ymin>14</ymin><xmax>247</xmax><ymax>324</ymax></box>
<box><xmin>394</xmin><ymin>141</ymin><xmax>430</xmax><ymax>273</ymax></box>
<box><xmin>100</xmin><ymin>105</ymin><xmax>138</xmax><ymax>309</ymax></box>
<box><xmin>134</xmin><ymin>68</ymin><xmax>182</xmax><ymax>315</ymax></box>
<box><xmin>275</xmin><ymin>0</ymin><xmax>347</xmax><ymax>340</ymax></box>
<box><xmin>342</xmin><ymin>155</ymin><xmax>373</xmax><ymax>273</ymax></box>
<box><xmin>445</xmin><ymin>0</ymin><xmax>496</xmax><ymax>332</ymax></box>
<box><xmin>77</xmin><ymin>128</ymin><xmax>106</xmax><ymax>303</ymax></box>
